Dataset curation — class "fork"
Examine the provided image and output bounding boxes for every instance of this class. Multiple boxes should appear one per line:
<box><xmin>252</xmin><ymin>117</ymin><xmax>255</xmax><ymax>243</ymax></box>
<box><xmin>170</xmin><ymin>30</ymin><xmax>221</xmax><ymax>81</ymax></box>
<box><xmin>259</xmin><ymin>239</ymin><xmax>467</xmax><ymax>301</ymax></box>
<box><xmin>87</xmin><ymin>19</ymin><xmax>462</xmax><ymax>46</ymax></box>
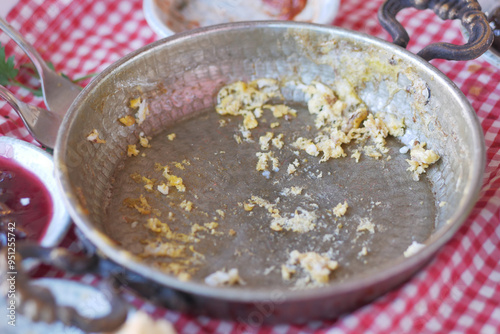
<box><xmin>0</xmin><ymin>17</ymin><xmax>81</xmax><ymax>117</ymax></box>
<box><xmin>0</xmin><ymin>84</ymin><xmax>61</xmax><ymax>149</ymax></box>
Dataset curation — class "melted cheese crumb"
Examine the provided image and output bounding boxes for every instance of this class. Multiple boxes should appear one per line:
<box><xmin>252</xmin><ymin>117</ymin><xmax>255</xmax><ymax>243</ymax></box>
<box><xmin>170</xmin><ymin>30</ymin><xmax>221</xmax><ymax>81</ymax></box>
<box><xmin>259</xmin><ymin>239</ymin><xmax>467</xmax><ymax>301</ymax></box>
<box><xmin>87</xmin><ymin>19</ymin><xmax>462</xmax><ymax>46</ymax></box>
<box><xmin>249</xmin><ymin>196</ymin><xmax>280</xmax><ymax>217</ymax></box>
<box><xmin>357</xmin><ymin>218</ymin><xmax>375</xmax><ymax>234</ymax></box>
<box><xmin>142</xmin><ymin>240</ymin><xmax>187</xmax><ymax>258</ymax></box>
<box><xmin>285</xmin><ymin>250</ymin><xmax>338</xmax><ymax>284</ymax></box>
<box><xmin>270</xmin><ymin>207</ymin><xmax>317</xmax><ymax>233</ymax></box>
<box><xmin>281</xmin><ymin>264</ymin><xmax>296</xmax><ymax>280</ymax></box>
<box><xmin>272</xmin><ymin>134</ymin><xmax>284</xmax><ymax>149</ymax></box>
<box><xmin>244</xmin><ymin>203</ymin><xmax>255</xmax><ymax>211</ymax></box>
<box><xmin>157</xmin><ymin>183</ymin><xmax>169</xmax><ymax>195</ymax></box>
<box><xmin>351</xmin><ymin>149</ymin><xmax>361</xmax><ymax>163</ymax></box>
<box><xmin>255</xmin><ymin>151</ymin><xmax>279</xmax><ymax>172</ymax></box>
<box><xmin>142</xmin><ymin>176</ymin><xmax>154</xmax><ymax>192</ymax></box>
<box><xmin>86</xmin><ymin>129</ymin><xmax>106</xmax><ymax>144</ymax></box>
<box><xmin>129</xmin><ymin>97</ymin><xmax>148</xmax><ymax>125</ymax></box>
<box><xmin>280</xmin><ymin>186</ymin><xmax>303</xmax><ymax>196</ymax></box>
<box><xmin>130</xmin><ymin>97</ymin><xmax>141</xmax><ymax>108</ymax></box>
<box><xmin>404</xmin><ymin>241</ymin><xmax>425</xmax><ymax>257</ymax></box>
<box><xmin>162</xmin><ymin>167</ymin><xmax>186</xmax><ymax>192</ymax></box>
<box><xmin>406</xmin><ymin>142</ymin><xmax>440</xmax><ymax>181</ymax></box>
<box><xmin>139</xmin><ymin>132</ymin><xmax>151</xmax><ymax>148</ymax></box>
<box><xmin>259</xmin><ymin>132</ymin><xmax>274</xmax><ymax>151</ymax></box>
<box><xmin>215</xmin><ymin>78</ymin><xmax>282</xmax><ymax>131</ymax></box>
<box><xmin>127</xmin><ymin>144</ymin><xmax>140</xmax><ymax>157</ymax></box>
<box><xmin>119</xmin><ymin>115</ymin><xmax>136</xmax><ymax>127</ymax></box>
<box><xmin>293</xmin><ymin>138</ymin><xmax>319</xmax><ymax>157</ymax></box>
<box><xmin>123</xmin><ymin>195</ymin><xmax>151</xmax><ymax>215</ymax></box>
<box><xmin>287</xmin><ymin>159</ymin><xmax>300</xmax><ymax>174</ymax></box>
<box><xmin>264</xmin><ymin>104</ymin><xmax>297</xmax><ymax>118</ymax></box>
<box><xmin>205</xmin><ymin>268</ymin><xmax>245</xmax><ymax>286</ymax></box>
<box><xmin>332</xmin><ymin>201</ymin><xmax>348</xmax><ymax>217</ymax></box>
<box><xmin>358</xmin><ymin>246</ymin><xmax>368</xmax><ymax>257</ymax></box>
<box><xmin>180</xmin><ymin>200</ymin><xmax>193</xmax><ymax>212</ymax></box>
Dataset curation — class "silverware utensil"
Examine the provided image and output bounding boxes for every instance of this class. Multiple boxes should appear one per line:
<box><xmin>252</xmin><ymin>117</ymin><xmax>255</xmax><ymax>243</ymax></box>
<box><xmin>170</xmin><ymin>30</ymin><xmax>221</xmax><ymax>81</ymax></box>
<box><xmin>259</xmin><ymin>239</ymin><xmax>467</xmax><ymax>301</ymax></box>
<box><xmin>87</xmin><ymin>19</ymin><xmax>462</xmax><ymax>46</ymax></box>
<box><xmin>0</xmin><ymin>17</ymin><xmax>81</xmax><ymax>117</ymax></box>
<box><xmin>0</xmin><ymin>84</ymin><xmax>61</xmax><ymax>148</ymax></box>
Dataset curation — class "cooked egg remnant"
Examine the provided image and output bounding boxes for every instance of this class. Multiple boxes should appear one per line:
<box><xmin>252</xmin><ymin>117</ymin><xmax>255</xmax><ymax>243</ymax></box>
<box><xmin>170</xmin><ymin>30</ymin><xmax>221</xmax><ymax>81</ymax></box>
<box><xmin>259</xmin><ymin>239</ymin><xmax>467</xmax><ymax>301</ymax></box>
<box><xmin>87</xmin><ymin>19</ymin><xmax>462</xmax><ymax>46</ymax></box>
<box><xmin>205</xmin><ymin>268</ymin><xmax>245</xmax><ymax>286</ymax></box>
<box><xmin>332</xmin><ymin>201</ymin><xmax>348</xmax><ymax>217</ymax></box>
<box><xmin>403</xmin><ymin>241</ymin><xmax>426</xmax><ymax>257</ymax></box>
<box><xmin>406</xmin><ymin>142</ymin><xmax>440</xmax><ymax>181</ymax></box>
<box><xmin>130</xmin><ymin>97</ymin><xmax>149</xmax><ymax>125</ymax></box>
<box><xmin>215</xmin><ymin>78</ymin><xmax>428</xmax><ymax>182</ymax></box>
<box><xmin>86</xmin><ymin>129</ymin><xmax>106</xmax><ymax>144</ymax></box>
<box><xmin>282</xmin><ymin>250</ymin><xmax>338</xmax><ymax>284</ymax></box>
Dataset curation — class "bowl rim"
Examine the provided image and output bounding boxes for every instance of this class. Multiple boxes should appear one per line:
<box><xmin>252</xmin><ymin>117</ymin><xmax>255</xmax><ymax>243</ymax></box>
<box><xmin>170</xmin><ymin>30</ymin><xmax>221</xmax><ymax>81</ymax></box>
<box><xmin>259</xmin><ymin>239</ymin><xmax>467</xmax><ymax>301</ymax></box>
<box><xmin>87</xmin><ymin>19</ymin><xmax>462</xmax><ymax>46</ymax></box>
<box><xmin>142</xmin><ymin>0</ymin><xmax>341</xmax><ymax>38</ymax></box>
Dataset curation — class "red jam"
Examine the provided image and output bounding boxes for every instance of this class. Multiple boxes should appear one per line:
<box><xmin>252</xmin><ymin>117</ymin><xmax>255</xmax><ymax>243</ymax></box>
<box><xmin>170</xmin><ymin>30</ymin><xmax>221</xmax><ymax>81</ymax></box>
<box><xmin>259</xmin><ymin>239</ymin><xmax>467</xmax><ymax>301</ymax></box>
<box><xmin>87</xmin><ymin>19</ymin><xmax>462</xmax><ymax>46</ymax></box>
<box><xmin>0</xmin><ymin>156</ymin><xmax>53</xmax><ymax>246</ymax></box>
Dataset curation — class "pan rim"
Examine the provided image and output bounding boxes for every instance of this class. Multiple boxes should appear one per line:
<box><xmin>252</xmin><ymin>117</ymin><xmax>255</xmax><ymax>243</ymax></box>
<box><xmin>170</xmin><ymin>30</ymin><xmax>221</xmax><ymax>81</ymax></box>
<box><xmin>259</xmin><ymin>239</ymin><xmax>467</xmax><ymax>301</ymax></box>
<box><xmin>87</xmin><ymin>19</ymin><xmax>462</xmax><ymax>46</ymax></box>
<box><xmin>54</xmin><ymin>20</ymin><xmax>485</xmax><ymax>303</ymax></box>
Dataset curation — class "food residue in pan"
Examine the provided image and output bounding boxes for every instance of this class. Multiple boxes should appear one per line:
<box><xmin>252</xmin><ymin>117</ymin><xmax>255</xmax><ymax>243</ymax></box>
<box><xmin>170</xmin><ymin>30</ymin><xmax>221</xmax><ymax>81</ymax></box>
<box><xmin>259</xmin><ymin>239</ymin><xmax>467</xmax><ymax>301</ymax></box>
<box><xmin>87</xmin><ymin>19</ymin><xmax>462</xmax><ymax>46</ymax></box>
<box><xmin>204</xmin><ymin>268</ymin><xmax>245</xmax><ymax>287</ymax></box>
<box><xmin>332</xmin><ymin>201</ymin><xmax>348</xmax><ymax>218</ymax></box>
<box><xmin>103</xmin><ymin>77</ymin><xmax>441</xmax><ymax>288</ymax></box>
<box><xmin>282</xmin><ymin>250</ymin><xmax>339</xmax><ymax>284</ymax></box>
<box><xmin>403</xmin><ymin>241</ymin><xmax>426</xmax><ymax>258</ymax></box>
<box><xmin>118</xmin><ymin>97</ymin><xmax>150</xmax><ymax>127</ymax></box>
<box><xmin>356</xmin><ymin>218</ymin><xmax>375</xmax><ymax>234</ymax></box>
<box><xmin>406</xmin><ymin>141</ymin><xmax>441</xmax><ymax>181</ymax></box>
<box><xmin>86</xmin><ymin>129</ymin><xmax>106</xmax><ymax>144</ymax></box>
<box><xmin>127</xmin><ymin>144</ymin><xmax>140</xmax><ymax>157</ymax></box>
<box><xmin>215</xmin><ymin>78</ymin><xmax>438</xmax><ymax>179</ymax></box>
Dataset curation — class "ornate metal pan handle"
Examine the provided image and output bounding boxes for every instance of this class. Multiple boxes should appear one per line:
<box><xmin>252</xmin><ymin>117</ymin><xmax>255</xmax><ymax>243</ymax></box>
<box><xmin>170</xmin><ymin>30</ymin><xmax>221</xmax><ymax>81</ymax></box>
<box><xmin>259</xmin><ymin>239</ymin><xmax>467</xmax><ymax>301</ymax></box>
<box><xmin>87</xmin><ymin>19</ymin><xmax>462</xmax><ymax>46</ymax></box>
<box><xmin>378</xmin><ymin>0</ymin><xmax>493</xmax><ymax>61</ymax></box>
<box><xmin>0</xmin><ymin>243</ymin><xmax>128</xmax><ymax>332</ymax></box>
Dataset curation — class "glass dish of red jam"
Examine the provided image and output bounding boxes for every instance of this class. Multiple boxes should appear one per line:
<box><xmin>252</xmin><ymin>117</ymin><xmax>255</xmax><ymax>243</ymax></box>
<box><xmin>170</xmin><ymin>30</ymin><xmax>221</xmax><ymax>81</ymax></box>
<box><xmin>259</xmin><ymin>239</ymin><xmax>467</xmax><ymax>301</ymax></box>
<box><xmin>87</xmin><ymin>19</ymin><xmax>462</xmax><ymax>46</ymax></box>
<box><xmin>0</xmin><ymin>136</ymin><xmax>70</xmax><ymax>249</ymax></box>
<box><xmin>0</xmin><ymin>156</ymin><xmax>54</xmax><ymax>246</ymax></box>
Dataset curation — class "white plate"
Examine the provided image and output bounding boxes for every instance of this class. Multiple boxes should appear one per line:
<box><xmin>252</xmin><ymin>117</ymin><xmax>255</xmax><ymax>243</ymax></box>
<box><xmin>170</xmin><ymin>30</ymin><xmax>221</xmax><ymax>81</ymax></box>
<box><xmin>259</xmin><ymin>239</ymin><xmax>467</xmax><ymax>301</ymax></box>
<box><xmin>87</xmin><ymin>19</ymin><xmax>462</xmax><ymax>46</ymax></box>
<box><xmin>144</xmin><ymin>0</ymin><xmax>340</xmax><ymax>38</ymax></box>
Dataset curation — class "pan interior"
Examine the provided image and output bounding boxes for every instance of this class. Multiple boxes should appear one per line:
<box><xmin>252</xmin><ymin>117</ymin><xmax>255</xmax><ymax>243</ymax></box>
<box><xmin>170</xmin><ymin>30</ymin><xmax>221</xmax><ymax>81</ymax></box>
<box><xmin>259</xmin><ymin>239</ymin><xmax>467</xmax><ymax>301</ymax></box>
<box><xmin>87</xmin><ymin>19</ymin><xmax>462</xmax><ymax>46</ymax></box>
<box><xmin>61</xmin><ymin>24</ymin><xmax>479</xmax><ymax>291</ymax></box>
<box><xmin>105</xmin><ymin>102</ymin><xmax>435</xmax><ymax>288</ymax></box>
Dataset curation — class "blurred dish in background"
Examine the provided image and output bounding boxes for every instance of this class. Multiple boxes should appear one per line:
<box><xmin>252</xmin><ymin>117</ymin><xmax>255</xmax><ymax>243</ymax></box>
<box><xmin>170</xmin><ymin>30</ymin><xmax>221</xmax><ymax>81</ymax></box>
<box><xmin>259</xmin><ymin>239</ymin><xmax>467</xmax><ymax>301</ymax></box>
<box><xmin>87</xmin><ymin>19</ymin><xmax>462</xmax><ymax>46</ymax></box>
<box><xmin>143</xmin><ymin>0</ymin><xmax>340</xmax><ymax>37</ymax></box>
<box><xmin>487</xmin><ymin>5</ymin><xmax>500</xmax><ymax>51</ymax></box>
<box><xmin>0</xmin><ymin>278</ymin><xmax>115</xmax><ymax>334</ymax></box>
<box><xmin>461</xmin><ymin>0</ymin><xmax>500</xmax><ymax>68</ymax></box>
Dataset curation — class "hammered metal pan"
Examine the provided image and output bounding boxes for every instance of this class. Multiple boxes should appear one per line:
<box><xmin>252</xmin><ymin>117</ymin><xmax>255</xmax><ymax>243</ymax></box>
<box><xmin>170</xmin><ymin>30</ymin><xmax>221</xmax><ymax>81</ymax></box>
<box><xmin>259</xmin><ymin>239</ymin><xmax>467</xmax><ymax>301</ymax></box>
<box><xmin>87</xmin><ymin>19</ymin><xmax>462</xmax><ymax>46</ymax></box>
<box><xmin>1</xmin><ymin>0</ymin><xmax>492</xmax><ymax>331</ymax></box>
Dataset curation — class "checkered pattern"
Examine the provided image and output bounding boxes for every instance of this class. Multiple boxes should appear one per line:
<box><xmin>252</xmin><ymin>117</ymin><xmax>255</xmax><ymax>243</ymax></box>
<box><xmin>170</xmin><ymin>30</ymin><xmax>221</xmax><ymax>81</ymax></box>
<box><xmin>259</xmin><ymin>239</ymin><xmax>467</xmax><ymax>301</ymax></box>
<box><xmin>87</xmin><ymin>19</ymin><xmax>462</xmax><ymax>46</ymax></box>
<box><xmin>1</xmin><ymin>0</ymin><xmax>499</xmax><ymax>333</ymax></box>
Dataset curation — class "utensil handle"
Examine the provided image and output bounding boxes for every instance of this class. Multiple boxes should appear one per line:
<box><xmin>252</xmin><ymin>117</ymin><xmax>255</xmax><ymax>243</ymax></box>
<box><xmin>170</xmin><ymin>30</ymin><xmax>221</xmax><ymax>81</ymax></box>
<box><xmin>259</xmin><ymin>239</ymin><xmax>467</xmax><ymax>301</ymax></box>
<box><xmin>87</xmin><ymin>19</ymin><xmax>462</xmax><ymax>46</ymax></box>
<box><xmin>0</xmin><ymin>17</ymin><xmax>54</xmax><ymax>77</ymax></box>
<box><xmin>0</xmin><ymin>84</ymin><xmax>61</xmax><ymax>149</ymax></box>
<box><xmin>0</xmin><ymin>84</ymin><xmax>24</xmax><ymax>115</ymax></box>
<box><xmin>0</xmin><ymin>243</ymin><xmax>128</xmax><ymax>332</ymax></box>
<box><xmin>378</xmin><ymin>0</ymin><xmax>493</xmax><ymax>61</ymax></box>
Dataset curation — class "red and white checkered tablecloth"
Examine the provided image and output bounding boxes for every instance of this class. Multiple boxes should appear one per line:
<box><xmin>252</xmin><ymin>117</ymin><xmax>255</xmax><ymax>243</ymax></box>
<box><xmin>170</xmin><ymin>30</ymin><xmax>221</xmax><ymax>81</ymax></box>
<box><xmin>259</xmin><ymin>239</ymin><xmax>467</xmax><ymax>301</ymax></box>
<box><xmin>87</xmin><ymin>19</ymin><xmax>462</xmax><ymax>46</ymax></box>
<box><xmin>1</xmin><ymin>0</ymin><xmax>499</xmax><ymax>333</ymax></box>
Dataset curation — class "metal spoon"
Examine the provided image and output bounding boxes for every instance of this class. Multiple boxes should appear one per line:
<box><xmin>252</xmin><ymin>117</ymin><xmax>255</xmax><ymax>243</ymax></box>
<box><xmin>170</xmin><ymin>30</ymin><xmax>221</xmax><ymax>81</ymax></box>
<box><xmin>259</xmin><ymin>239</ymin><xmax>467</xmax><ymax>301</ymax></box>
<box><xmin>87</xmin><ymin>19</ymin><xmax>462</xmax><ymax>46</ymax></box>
<box><xmin>0</xmin><ymin>84</ymin><xmax>61</xmax><ymax>149</ymax></box>
<box><xmin>0</xmin><ymin>17</ymin><xmax>81</xmax><ymax>117</ymax></box>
